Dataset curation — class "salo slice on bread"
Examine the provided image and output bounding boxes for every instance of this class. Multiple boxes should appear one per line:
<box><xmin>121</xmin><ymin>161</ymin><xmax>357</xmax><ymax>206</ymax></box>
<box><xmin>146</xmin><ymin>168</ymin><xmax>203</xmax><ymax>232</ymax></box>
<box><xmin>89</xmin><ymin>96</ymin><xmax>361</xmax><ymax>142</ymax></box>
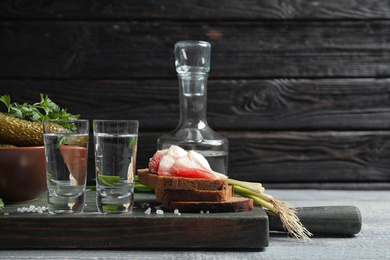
<box><xmin>138</xmin><ymin>168</ymin><xmax>228</xmax><ymax>191</ymax></box>
<box><xmin>139</xmin><ymin>145</ymin><xmax>253</xmax><ymax>213</ymax></box>
<box><xmin>138</xmin><ymin>169</ymin><xmax>253</xmax><ymax>213</ymax></box>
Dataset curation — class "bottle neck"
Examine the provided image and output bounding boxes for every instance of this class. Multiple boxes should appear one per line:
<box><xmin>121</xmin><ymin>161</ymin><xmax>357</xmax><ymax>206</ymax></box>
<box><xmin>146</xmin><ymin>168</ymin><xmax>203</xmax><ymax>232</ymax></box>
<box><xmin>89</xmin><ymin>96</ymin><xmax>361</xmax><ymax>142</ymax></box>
<box><xmin>178</xmin><ymin>72</ymin><xmax>208</xmax><ymax>128</ymax></box>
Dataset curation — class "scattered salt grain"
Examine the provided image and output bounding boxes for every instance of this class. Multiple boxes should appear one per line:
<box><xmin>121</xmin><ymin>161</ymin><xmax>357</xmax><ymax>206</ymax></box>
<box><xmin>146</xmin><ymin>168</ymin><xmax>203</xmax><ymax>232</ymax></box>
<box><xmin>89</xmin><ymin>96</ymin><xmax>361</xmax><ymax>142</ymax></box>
<box><xmin>16</xmin><ymin>205</ymin><xmax>47</xmax><ymax>214</ymax></box>
<box><xmin>3</xmin><ymin>213</ymin><xmax>9</xmax><ymax>215</ymax></box>
<box><xmin>144</xmin><ymin>207</ymin><xmax>151</xmax><ymax>214</ymax></box>
<box><xmin>156</xmin><ymin>209</ymin><xmax>164</xmax><ymax>215</ymax></box>
<box><xmin>154</xmin><ymin>205</ymin><xmax>162</xmax><ymax>210</ymax></box>
<box><xmin>206</xmin><ymin>211</ymin><xmax>210</xmax><ymax>214</ymax></box>
<box><xmin>200</xmin><ymin>210</ymin><xmax>204</xmax><ymax>214</ymax></box>
<box><xmin>174</xmin><ymin>209</ymin><xmax>181</xmax><ymax>216</ymax></box>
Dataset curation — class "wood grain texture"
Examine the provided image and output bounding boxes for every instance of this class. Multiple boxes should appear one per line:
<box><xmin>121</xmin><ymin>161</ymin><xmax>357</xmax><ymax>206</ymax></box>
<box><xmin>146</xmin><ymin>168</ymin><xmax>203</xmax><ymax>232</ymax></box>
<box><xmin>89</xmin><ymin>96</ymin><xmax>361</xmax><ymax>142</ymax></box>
<box><xmin>224</xmin><ymin>131</ymin><xmax>390</xmax><ymax>183</ymax></box>
<box><xmin>2</xmin><ymin>79</ymin><xmax>390</xmax><ymax>185</ymax></box>
<box><xmin>2</xmin><ymin>20</ymin><xmax>390</xmax><ymax>78</ymax></box>
<box><xmin>1</xmin><ymin>190</ymin><xmax>389</xmax><ymax>259</ymax></box>
<box><xmin>1</xmin><ymin>2</ymin><xmax>390</xmax><ymax>187</ymax></box>
<box><xmin>0</xmin><ymin>192</ymin><xmax>269</xmax><ymax>249</ymax></box>
<box><xmin>2</xmin><ymin>78</ymin><xmax>390</xmax><ymax>130</ymax></box>
<box><xmin>135</xmin><ymin>131</ymin><xmax>390</xmax><ymax>184</ymax></box>
<box><xmin>1</xmin><ymin>0</ymin><xmax>390</xmax><ymax>20</ymax></box>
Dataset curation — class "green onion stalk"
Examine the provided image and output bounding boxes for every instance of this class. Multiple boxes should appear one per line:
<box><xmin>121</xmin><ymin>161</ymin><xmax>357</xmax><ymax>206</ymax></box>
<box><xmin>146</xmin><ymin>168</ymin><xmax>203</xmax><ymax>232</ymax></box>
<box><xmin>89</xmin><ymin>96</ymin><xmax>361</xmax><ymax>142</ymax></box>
<box><xmin>228</xmin><ymin>178</ymin><xmax>312</xmax><ymax>240</ymax></box>
<box><xmin>89</xmin><ymin>171</ymin><xmax>310</xmax><ymax>240</ymax></box>
<box><xmin>130</xmin><ymin>173</ymin><xmax>311</xmax><ymax>240</ymax></box>
<box><xmin>87</xmin><ymin>175</ymin><xmax>154</xmax><ymax>193</ymax></box>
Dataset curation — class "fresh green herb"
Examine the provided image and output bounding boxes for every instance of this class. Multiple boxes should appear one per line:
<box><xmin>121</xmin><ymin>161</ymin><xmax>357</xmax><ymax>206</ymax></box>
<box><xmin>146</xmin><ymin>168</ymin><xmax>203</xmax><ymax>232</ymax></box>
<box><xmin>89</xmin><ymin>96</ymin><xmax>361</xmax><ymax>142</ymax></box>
<box><xmin>102</xmin><ymin>205</ymin><xmax>120</xmax><ymax>212</ymax></box>
<box><xmin>128</xmin><ymin>136</ymin><xmax>137</xmax><ymax>150</ymax></box>
<box><xmin>90</xmin><ymin>175</ymin><xmax>155</xmax><ymax>193</ymax></box>
<box><xmin>86</xmin><ymin>185</ymin><xmax>97</xmax><ymax>191</ymax></box>
<box><xmin>1</xmin><ymin>94</ymin><xmax>81</xmax><ymax>147</ymax></box>
<box><xmin>46</xmin><ymin>173</ymin><xmax>58</xmax><ymax>186</ymax></box>
<box><xmin>0</xmin><ymin>94</ymin><xmax>80</xmax><ymax>123</ymax></box>
<box><xmin>0</xmin><ymin>95</ymin><xmax>11</xmax><ymax>111</ymax></box>
<box><xmin>97</xmin><ymin>174</ymin><xmax>127</xmax><ymax>187</ymax></box>
<box><xmin>0</xmin><ymin>198</ymin><xmax>4</xmax><ymax>211</ymax></box>
<box><xmin>56</xmin><ymin>137</ymin><xmax>68</xmax><ymax>148</ymax></box>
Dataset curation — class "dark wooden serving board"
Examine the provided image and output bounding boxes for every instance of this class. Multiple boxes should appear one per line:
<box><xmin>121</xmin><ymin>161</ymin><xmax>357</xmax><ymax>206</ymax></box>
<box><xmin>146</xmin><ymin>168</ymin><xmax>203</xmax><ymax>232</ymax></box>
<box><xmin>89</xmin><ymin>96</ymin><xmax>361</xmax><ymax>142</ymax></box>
<box><xmin>0</xmin><ymin>191</ymin><xmax>268</xmax><ymax>250</ymax></box>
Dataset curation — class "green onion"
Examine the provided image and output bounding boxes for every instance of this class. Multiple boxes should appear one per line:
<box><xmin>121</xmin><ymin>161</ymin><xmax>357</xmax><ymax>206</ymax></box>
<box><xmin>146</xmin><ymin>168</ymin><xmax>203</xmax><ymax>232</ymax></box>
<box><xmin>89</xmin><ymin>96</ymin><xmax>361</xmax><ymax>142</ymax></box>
<box><xmin>88</xmin><ymin>175</ymin><xmax>154</xmax><ymax>193</ymax></box>
<box><xmin>97</xmin><ymin>174</ymin><xmax>127</xmax><ymax>187</ymax></box>
<box><xmin>102</xmin><ymin>205</ymin><xmax>120</xmax><ymax>212</ymax></box>
<box><xmin>228</xmin><ymin>178</ymin><xmax>312</xmax><ymax>240</ymax></box>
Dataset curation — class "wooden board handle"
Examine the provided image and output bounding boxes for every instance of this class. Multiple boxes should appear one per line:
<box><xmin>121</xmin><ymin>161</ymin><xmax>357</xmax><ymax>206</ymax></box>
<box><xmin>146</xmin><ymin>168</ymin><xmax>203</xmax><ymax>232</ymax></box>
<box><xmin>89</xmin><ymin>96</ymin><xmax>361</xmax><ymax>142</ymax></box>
<box><xmin>267</xmin><ymin>205</ymin><xmax>362</xmax><ymax>236</ymax></box>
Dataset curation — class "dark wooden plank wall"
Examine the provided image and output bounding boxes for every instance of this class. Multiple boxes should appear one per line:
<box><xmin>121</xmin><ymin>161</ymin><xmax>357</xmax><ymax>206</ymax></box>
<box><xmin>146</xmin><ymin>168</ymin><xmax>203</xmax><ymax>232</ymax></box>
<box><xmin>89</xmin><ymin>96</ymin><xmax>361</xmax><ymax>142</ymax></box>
<box><xmin>1</xmin><ymin>0</ymin><xmax>390</xmax><ymax>189</ymax></box>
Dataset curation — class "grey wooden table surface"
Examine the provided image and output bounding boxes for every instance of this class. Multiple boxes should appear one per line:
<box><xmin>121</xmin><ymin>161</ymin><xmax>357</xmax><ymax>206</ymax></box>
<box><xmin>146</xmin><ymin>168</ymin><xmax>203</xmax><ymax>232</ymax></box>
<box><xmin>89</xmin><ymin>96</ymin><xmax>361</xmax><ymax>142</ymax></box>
<box><xmin>1</xmin><ymin>189</ymin><xmax>389</xmax><ymax>260</ymax></box>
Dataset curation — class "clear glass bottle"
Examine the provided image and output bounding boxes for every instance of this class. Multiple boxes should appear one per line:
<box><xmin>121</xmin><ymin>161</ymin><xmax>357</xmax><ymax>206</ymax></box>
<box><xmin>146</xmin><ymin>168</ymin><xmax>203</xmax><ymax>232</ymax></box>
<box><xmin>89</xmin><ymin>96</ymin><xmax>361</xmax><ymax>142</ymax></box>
<box><xmin>157</xmin><ymin>40</ymin><xmax>229</xmax><ymax>175</ymax></box>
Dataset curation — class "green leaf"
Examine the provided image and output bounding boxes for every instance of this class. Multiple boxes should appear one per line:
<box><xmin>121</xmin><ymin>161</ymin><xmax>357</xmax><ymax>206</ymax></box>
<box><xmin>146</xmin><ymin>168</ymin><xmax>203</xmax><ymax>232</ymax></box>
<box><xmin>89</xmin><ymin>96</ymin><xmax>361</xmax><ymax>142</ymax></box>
<box><xmin>2</xmin><ymin>93</ymin><xmax>80</xmax><ymax>128</ymax></box>
<box><xmin>128</xmin><ymin>136</ymin><xmax>137</xmax><ymax>149</ymax></box>
<box><xmin>34</xmin><ymin>94</ymin><xmax>80</xmax><ymax>122</ymax></box>
<box><xmin>56</xmin><ymin>136</ymin><xmax>68</xmax><ymax>149</ymax></box>
<box><xmin>0</xmin><ymin>198</ymin><xmax>4</xmax><ymax>211</ymax></box>
<box><xmin>8</xmin><ymin>103</ymin><xmax>24</xmax><ymax>119</ymax></box>
<box><xmin>0</xmin><ymin>95</ymin><xmax>11</xmax><ymax>112</ymax></box>
<box><xmin>47</xmin><ymin>172</ymin><xmax>58</xmax><ymax>186</ymax></box>
<box><xmin>98</xmin><ymin>174</ymin><xmax>128</xmax><ymax>186</ymax></box>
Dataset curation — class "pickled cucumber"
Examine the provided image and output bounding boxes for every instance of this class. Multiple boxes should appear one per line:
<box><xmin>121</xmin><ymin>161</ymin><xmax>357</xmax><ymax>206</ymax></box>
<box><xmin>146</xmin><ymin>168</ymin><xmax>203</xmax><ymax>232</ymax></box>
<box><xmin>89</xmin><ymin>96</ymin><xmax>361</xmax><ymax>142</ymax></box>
<box><xmin>0</xmin><ymin>144</ymin><xmax>17</xmax><ymax>148</ymax></box>
<box><xmin>0</xmin><ymin>113</ymin><xmax>66</xmax><ymax>147</ymax></box>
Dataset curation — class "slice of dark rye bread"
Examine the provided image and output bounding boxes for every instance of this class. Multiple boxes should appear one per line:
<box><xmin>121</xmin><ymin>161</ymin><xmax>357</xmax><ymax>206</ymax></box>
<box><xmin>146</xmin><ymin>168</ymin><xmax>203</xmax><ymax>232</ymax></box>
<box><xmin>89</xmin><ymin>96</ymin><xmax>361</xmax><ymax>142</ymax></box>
<box><xmin>163</xmin><ymin>197</ymin><xmax>254</xmax><ymax>213</ymax></box>
<box><xmin>137</xmin><ymin>169</ymin><xmax>254</xmax><ymax>213</ymax></box>
<box><xmin>155</xmin><ymin>185</ymin><xmax>234</xmax><ymax>203</ymax></box>
<box><xmin>137</xmin><ymin>168</ymin><xmax>229</xmax><ymax>190</ymax></box>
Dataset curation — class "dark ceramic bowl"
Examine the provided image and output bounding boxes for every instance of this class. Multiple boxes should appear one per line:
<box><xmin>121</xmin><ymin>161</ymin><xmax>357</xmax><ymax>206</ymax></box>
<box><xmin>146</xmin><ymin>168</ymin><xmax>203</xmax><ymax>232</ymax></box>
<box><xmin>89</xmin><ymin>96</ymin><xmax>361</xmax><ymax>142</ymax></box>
<box><xmin>0</xmin><ymin>146</ymin><xmax>46</xmax><ymax>203</ymax></box>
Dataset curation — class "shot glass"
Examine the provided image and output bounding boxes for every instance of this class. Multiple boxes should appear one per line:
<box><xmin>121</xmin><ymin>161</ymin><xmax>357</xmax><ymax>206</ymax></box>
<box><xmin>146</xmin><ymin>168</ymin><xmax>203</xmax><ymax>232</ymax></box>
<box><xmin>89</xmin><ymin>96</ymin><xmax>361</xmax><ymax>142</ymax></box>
<box><xmin>43</xmin><ymin>119</ymin><xmax>89</xmax><ymax>214</ymax></box>
<box><xmin>93</xmin><ymin>120</ymin><xmax>139</xmax><ymax>214</ymax></box>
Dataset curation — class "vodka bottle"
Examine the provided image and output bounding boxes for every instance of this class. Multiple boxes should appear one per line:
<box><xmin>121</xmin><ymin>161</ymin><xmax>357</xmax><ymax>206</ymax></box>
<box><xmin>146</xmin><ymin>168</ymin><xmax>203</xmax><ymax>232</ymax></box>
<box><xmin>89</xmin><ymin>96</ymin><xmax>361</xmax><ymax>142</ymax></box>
<box><xmin>157</xmin><ymin>41</ymin><xmax>229</xmax><ymax>174</ymax></box>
